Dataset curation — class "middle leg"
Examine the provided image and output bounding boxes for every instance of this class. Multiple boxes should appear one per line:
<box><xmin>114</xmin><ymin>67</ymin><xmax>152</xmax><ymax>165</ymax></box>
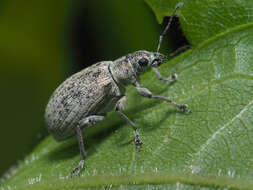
<box><xmin>115</xmin><ymin>96</ymin><xmax>143</xmax><ymax>151</ymax></box>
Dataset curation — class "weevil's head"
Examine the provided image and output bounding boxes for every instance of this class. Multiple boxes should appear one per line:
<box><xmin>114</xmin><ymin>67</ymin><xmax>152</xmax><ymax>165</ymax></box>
<box><xmin>128</xmin><ymin>50</ymin><xmax>168</xmax><ymax>74</ymax></box>
<box><xmin>110</xmin><ymin>50</ymin><xmax>168</xmax><ymax>86</ymax></box>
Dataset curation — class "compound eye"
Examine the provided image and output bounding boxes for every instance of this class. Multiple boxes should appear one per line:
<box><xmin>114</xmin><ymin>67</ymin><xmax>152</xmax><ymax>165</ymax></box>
<box><xmin>138</xmin><ymin>58</ymin><xmax>149</xmax><ymax>67</ymax></box>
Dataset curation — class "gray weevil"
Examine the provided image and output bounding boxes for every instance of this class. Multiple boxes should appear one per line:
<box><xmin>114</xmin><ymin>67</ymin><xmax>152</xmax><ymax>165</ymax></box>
<box><xmin>45</xmin><ymin>2</ymin><xmax>189</xmax><ymax>176</ymax></box>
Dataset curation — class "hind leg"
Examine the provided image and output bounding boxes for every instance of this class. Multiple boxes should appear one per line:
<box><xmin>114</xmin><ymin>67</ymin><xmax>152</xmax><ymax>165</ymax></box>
<box><xmin>69</xmin><ymin>115</ymin><xmax>105</xmax><ymax>177</ymax></box>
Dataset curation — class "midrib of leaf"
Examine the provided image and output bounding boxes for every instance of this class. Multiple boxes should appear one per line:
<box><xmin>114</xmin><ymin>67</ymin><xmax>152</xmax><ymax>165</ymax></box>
<box><xmin>17</xmin><ymin>172</ymin><xmax>253</xmax><ymax>190</ymax></box>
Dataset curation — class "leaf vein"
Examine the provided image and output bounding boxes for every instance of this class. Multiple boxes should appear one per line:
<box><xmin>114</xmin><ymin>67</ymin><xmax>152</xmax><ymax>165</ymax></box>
<box><xmin>188</xmin><ymin>99</ymin><xmax>253</xmax><ymax>168</ymax></box>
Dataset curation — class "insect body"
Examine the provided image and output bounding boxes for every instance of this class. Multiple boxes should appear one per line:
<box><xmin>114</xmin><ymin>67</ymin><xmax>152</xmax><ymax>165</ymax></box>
<box><xmin>45</xmin><ymin>2</ymin><xmax>188</xmax><ymax>176</ymax></box>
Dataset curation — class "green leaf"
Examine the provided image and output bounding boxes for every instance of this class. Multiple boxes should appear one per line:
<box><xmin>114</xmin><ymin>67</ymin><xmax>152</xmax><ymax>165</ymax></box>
<box><xmin>145</xmin><ymin>0</ymin><xmax>253</xmax><ymax>46</ymax></box>
<box><xmin>2</xmin><ymin>19</ymin><xmax>253</xmax><ymax>190</ymax></box>
<box><xmin>145</xmin><ymin>0</ymin><xmax>178</xmax><ymax>23</ymax></box>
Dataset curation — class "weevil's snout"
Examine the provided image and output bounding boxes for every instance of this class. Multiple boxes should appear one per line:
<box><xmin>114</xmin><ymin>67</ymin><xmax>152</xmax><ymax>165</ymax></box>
<box><xmin>151</xmin><ymin>53</ymin><xmax>168</xmax><ymax>68</ymax></box>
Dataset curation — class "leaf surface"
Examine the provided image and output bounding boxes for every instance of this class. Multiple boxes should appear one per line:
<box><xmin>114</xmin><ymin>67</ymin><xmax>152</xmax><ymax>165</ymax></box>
<box><xmin>2</xmin><ymin>21</ymin><xmax>253</xmax><ymax>189</ymax></box>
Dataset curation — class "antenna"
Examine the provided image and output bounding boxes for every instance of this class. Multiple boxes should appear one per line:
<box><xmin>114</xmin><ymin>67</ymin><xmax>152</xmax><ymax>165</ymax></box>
<box><xmin>157</xmin><ymin>2</ymin><xmax>184</xmax><ymax>52</ymax></box>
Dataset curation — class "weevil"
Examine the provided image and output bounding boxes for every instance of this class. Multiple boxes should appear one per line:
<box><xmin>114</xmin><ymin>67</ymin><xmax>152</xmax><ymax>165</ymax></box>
<box><xmin>45</xmin><ymin>2</ymin><xmax>189</xmax><ymax>176</ymax></box>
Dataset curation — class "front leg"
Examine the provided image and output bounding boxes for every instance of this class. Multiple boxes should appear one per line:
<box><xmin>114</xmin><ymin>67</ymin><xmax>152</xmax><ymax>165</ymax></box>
<box><xmin>152</xmin><ymin>67</ymin><xmax>177</xmax><ymax>84</ymax></box>
<box><xmin>135</xmin><ymin>82</ymin><xmax>189</xmax><ymax>113</ymax></box>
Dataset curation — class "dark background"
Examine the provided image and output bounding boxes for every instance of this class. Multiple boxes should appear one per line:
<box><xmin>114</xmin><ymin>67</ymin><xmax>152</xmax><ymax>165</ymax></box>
<box><xmin>0</xmin><ymin>0</ymin><xmax>187</xmax><ymax>176</ymax></box>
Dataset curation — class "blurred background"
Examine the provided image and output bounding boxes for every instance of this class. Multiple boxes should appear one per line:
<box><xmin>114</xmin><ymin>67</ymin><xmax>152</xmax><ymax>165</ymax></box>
<box><xmin>0</xmin><ymin>0</ymin><xmax>187</xmax><ymax>176</ymax></box>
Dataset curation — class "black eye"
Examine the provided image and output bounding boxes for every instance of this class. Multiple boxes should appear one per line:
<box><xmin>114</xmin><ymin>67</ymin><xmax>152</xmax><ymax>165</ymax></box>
<box><xmin>138</xmin><ymin>58</ymin><xmax>149</xmax><ymax>67</ymax></box>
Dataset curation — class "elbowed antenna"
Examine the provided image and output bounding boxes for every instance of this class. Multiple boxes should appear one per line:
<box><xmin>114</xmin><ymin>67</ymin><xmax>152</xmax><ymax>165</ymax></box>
<box><xmin>157</xmin><ymin>2</ymin><xmax>184</xmax><ymax>52</ymax></box>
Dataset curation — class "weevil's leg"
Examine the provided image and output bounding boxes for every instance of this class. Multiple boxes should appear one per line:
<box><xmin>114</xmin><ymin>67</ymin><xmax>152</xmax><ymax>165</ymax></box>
<box><xmin>69</xmin><ymin>125</ymin><xmax>85</xmax><ymax>178</ymax></box>
<box><xmin>169</xmin><ymin>45</ymin><xmax>192</xmax><ymax>57</ymax></box>
<box><xmin>115</xmin><ymin>96</ymin><xmax>143</xmax><ymax>151</ymax></box>
<box><xmin>69</xmin><ymin>115</ymin><xmax>105</xmax><ymax>177</ymax></box>
<box><xmin>135</xmin><ymin>82</ymin><xmax>190</xmax><ymax>113</ymax></box>
<box><xmin>152</xmin><ymin>67</ymin><xmax>177</xmax><ymax>84</ymax></box>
